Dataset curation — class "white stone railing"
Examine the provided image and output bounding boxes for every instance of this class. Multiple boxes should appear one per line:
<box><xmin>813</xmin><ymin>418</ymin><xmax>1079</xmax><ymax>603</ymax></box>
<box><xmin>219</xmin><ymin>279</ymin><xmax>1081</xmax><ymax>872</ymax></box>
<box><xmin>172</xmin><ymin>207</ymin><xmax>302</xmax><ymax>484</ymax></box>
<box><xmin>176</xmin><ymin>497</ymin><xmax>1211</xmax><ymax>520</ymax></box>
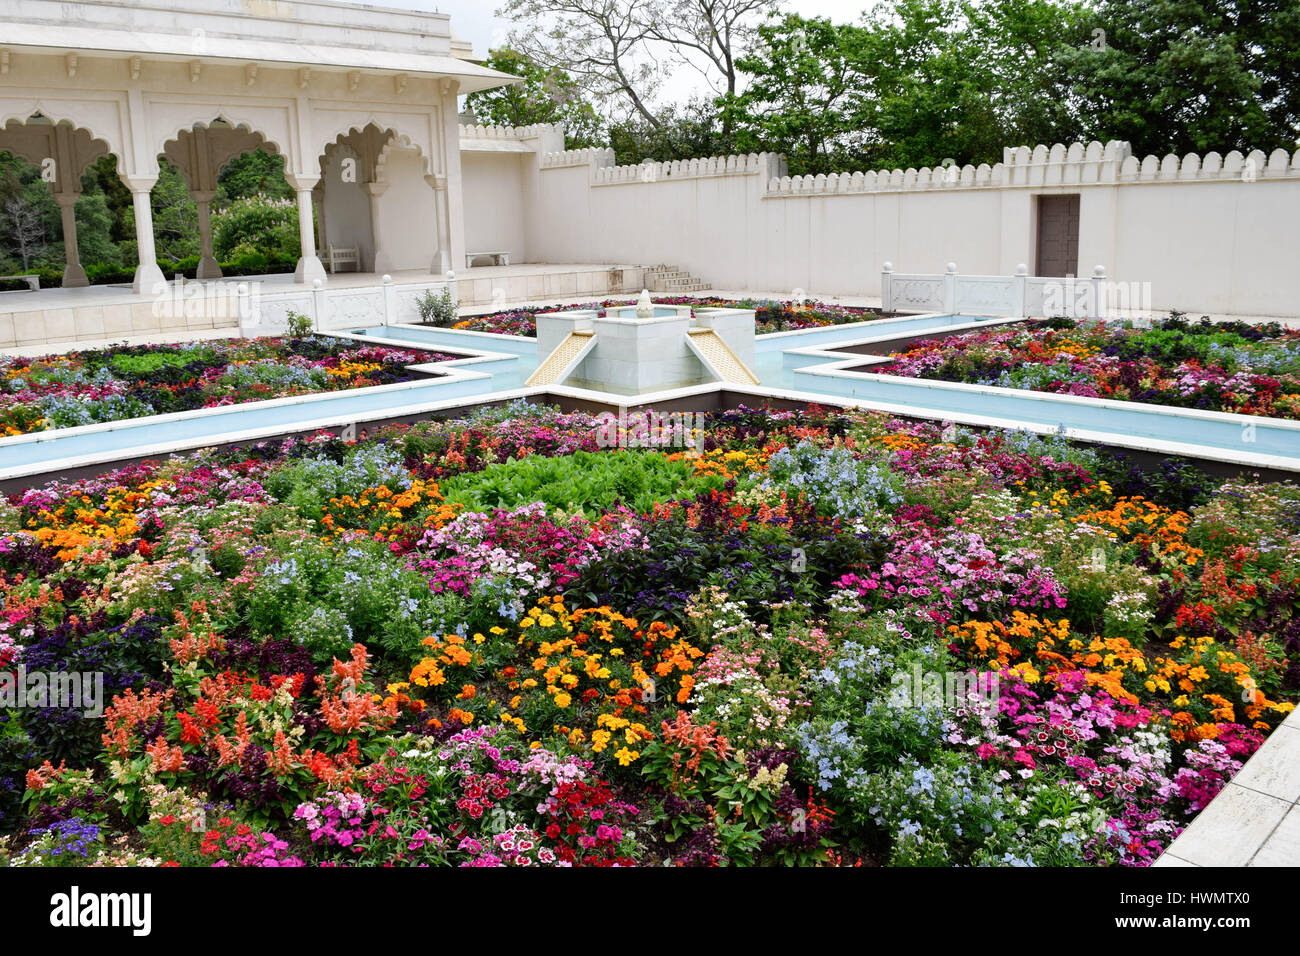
<box><xmin>540</xmin><ymin>146</ymin><xmax>617</xmax><ymax>169</ymax></box>
<box><xmin>539</xmin><ymin>144</ymin><xmax>787</xmax><ymax>184</ymax></box>
<box><xmin>882</xmin><ymin>263</ymin><xmax>1130</xmax><ymax>319</ymax></box>
<box><xmin>459</xmin><ymin>122</ymin><xmax>562</xmax><ymax>142</ymax></box>
<box><xmin>590</xmin><ymin>152</ymin><xmax>786</xmax><ymax>185</ymax></box>
<box><xmin>764</xmin><ymin>140</ymin><xmax>1300</xmax><ymax>197</ymax></box>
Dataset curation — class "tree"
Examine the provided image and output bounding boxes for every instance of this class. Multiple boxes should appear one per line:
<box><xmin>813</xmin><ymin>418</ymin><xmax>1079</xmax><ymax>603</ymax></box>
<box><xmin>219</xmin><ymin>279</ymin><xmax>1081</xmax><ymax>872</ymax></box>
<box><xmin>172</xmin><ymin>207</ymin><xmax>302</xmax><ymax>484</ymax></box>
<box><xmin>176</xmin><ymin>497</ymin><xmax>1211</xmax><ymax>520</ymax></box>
<box><xmin>642</xmin><ymin>0</ymin><xmax>778</xmax><ymax>98</ymax></box>
<box><xmin>727</xmin><ymin>15</ymin><xmax>875</xmax><ymax>174</ymax></box>
<box><xmin>1056</xmin><ymin>0</ymin><xmax>1300</xmax><ymax>156</ymax></box>
<box><xmin>148</xmin><ymin>159</ymin><xmax>200</xmax><ymax>266</ymax></box>
<box><xmin>498</xmin><ymin>0</ymin><xmax>664</xmax><ymax>128</ymax></box>
<box><xmin>212</xmin><ymin>194</ymin><xmax>299</xmax><ymax>264</ymax></box>
<box><xmin>73</xmin><ymin>188</ymin><xmax>123</xmax><ymax>269</ymax></box>
<box><xmin>607</xmin><ymin>97</ymin><xmax>731</xmax><ymax>164</ymax></box>
<box><xmin>496</xmin><ymin>0</ymin><xmax>776</xmax><ymax>143</ymax></box>
<box><xmin>860</xmin><ymin>0</ymin><xmax>1083</xmax><ymax>169</ymax></box>
<box><xmin>726</xmin><ymin>1</ymin><xmax>1086</xmax><ymax>174</ymax></box>
<box><xmin>216</xmin><ymin>149</ymin><xmax>294</xmax><ymax>205</ymax></box>
<box><xmin>463</xmin><ymin>48</ymin><xmax>605</xmax><ymax>146</ymax></box>
<box><xmin>639</xmin><ymin>0</ymin><xmax>780</xmax><ymax>144</ymax></box>
<box><xmin>2</xmin><ymin>196</ymin><xmax>47</xmax><ymax>270</ymax></box>
<box><xmin>82</xmin><ymin>155</ymin><xmax>133</xmax><ymax>246</ymax></box>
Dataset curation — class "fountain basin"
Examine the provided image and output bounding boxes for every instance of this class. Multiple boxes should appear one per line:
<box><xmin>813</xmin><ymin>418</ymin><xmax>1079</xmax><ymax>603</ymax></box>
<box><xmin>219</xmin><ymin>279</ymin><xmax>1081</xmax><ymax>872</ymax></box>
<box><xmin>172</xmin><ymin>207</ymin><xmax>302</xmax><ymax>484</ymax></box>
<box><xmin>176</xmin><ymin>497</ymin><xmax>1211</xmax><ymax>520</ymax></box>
<box><xmin>532</xmin><ymin>301</ymin><xmax>758</xmax><ymax>393</ymax></box>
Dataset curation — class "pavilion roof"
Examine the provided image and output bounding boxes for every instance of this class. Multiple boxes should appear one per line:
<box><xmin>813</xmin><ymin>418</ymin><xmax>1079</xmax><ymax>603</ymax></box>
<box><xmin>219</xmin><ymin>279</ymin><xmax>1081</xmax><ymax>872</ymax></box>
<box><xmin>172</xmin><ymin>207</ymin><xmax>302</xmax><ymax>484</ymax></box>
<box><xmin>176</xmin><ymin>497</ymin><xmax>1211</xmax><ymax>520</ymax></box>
<box><xmin>3</xmin><ymin>0</ymin><xmax>520</xmax><ymax>94</ymax></box>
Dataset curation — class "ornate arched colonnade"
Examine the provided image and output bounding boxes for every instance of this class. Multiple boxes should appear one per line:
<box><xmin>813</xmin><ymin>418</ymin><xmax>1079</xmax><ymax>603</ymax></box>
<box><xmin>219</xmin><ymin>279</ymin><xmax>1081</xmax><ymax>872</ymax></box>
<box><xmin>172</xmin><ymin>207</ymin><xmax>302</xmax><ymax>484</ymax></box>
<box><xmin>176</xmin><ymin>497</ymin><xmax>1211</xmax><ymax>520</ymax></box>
<box><xmin>0</xmin><ymin>0</ymin><xmax>515</xmax><ymax>291</ymax></box>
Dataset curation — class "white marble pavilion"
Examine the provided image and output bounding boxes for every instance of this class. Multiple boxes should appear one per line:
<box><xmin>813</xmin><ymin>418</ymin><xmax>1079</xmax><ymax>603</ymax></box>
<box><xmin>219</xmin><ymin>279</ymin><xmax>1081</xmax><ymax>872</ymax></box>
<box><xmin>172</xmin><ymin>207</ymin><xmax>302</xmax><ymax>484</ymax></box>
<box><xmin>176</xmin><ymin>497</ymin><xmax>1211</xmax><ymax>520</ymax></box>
<box><xmin>0</xmin><ymin>0</ymin><xmax>514</xmax><ymax>293</ymax></box>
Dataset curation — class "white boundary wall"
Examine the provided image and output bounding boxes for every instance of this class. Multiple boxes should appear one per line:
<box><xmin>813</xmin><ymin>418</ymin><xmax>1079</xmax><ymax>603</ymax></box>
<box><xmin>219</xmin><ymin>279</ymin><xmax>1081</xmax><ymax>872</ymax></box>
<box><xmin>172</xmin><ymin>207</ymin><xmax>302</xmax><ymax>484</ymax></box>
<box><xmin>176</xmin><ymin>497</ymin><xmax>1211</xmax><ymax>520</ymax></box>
<box><xmin>462</xmin><ymin>126</ymin><xmax>1300</xmax><ymax>318</ymax></box>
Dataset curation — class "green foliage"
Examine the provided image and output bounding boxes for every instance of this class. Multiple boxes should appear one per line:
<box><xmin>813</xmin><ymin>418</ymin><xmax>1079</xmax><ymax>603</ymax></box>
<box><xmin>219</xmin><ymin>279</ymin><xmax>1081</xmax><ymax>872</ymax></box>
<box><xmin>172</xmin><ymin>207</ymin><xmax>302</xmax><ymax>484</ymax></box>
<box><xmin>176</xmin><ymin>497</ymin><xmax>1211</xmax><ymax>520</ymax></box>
<box><xmin>146</xmin><ymin>159</ymin><xmax>200</xmax><ymax>265</ymax></box>
<box><xmin>438</xmin><ymin>450</ymin><xmax>701</xmax><ymax>513</ymax></box>
<box><xmin>1056</xmin><ymin>0</ymin><xmax>1300</xmax><ymax>156</ymax></box>
<box><xmin>212</xmin><ymin>194</ymin><xmax>299</xmax><ymax>262</ymax></box>
<box><xmin>285</xmin><ymin>309</ymin><xmax>314</xmax><ymax>337</ymax></box>
<box><xmin>606</xmin><ymin>99</ymin><xmax>732</xmax><ymax>166</ymax></box>
<box><xmin>464</xmin><ymin>49</ymin><xmax>604</xmax><ymax>148</ymax></box>
<box><xmin>245</xmin><ymin>536</ymin><xmax>456</xmax><ymax>670</ymax></box>
<box><xmin>727</xmin><ymin>15</ymin><xmax>875</xmax><ymax>175</ymax></box>
<box><xmin>729</xmin><ymin>2</ymin><xmax>1084</xmax><ymax>174</ymax></box>
<box><xmin>415</xmin><ymin>286</ymin><xmax>459</xmax><ymax>326</ymax></box>
<box><xmin>216</xmin><ymin>149</ymin><xmax>294</xmax><ymax>204</ymax></box>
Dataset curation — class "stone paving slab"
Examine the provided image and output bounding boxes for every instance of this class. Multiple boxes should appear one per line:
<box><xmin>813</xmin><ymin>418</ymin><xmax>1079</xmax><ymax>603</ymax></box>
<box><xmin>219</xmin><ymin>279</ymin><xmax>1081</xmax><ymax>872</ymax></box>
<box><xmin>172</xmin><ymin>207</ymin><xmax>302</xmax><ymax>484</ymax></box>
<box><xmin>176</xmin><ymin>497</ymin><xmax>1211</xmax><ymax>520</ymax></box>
<box><xmin>1248</xmin><ymin>805</ymin><xmax>1300</xmax><ymax>866</ymax></box>
<box><xmin>1155</xmin><ymin>707</ymin><xmax>1300</xmax><ymax>866</ymax></box>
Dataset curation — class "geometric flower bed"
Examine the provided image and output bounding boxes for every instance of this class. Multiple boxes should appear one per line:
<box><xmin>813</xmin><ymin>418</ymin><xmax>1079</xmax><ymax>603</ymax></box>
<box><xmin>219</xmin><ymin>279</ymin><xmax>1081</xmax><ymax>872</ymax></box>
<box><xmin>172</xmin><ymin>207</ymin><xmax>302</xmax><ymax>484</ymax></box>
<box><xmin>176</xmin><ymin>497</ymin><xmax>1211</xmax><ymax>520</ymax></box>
<box><xmin>438</xmin><ymin>297</ymin><xmax>880</xmax><ymax>336</ymax></box>
<box><xmin>877</xmin><ymin>315</ymin><xmax>1300</xmax><ymax>420</ymax></box>
<box><xmin>2</xmin><ymin>401</ymin><xmax>1295</xmax><ymax>866</ymax></box>
<box><xmin>0</xmin><ymin>337</ymin><xmax>455</xmax><ymax>437</ymax></box>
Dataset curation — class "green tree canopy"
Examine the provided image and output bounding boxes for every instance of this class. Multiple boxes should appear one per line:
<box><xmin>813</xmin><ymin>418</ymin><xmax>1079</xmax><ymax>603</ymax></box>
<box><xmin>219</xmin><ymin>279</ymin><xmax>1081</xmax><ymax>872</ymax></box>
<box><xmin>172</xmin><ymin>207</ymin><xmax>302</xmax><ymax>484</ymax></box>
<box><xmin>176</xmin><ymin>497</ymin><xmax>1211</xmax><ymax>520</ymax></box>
<box><xmin>216</xmin><ymin>149</ymin><xmax>294</xmax><ymax>206</ymax></box>
<box><xmin>1056</xmin><ymin>0</ymin><xmax>1300</xmax><ymax>156</ymax></box>
<box><xmin>464</xmin><ymin>49</ymin><xmax>605</xmax><ymax>148</ymax></box>
<box><xmin>726</xmin><ymin>14</ymin><xmax>875</xmax><ymax>174</ymax></box>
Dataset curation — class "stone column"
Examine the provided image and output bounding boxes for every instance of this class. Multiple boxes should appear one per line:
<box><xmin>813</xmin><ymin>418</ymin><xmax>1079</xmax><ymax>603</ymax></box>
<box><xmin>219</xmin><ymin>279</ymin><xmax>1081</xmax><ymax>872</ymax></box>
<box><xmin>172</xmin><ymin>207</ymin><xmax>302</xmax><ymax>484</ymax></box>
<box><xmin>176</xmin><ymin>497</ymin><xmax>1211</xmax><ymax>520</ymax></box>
<box><xmin>54</xmin><ymin>192</ymin><xmax>89</xmax><ymax>288</ymax></box>
<box><xmin>364</xmin><ymin>180</ymin><xmax>394</xmax><ymax>274</ymax></box>
<box><xmin>191</xmin><ymin>190</ymin><xmax>222</xmax><ymax>279</ymax></box>
<box><xmin>428</xmin><ymin>174</ymin><xmax>452</xmax><ymax>274</ymax></box>
<box><xmin>312</xmin><ymin>182</ymin><xmax>328</xmax><ymax>257</ymax></box>
<box><xmin>122</xmin><ymin>176</ymin><xmax>166</xmax><ymax>294</ymax></box>
<box><xmin>436</xmin><ymin>79</ymin><xmax>468</xmax><ymax>274</ymax></box>
<box><xmin>286</xmin><ymin>174</ymin><xmax>327</xmax><ymax>285</ymax></box>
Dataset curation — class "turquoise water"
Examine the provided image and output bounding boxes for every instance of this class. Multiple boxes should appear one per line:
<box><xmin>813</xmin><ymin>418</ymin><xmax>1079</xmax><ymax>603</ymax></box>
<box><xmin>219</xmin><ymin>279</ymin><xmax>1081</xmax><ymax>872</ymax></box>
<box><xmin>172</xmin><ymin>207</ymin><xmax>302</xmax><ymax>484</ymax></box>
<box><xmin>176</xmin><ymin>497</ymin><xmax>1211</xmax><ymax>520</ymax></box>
<box><xmin>755</xmin><ymin>314</ymin><xmax>994</xmax><ymax>388</ymax></box>
<box><xmin>0</xmin><ymin>374</ymin><xmax>499</xmax><ymax>471</ymax></box>
<box><xmin>349</xmin><ymin>326</ymin><xmax>538</xmax><ymax>387</ymax></box>
<box><xmin>4</xmin><ymin>313</ymin><xmax>1297</xmax><ymax>476</ymax></box>
<box><xmin>788</xmin><ymin>368</ymin><xmax>1300</xmax><ymax>459</ymax></box>
<box><xmin>354</xmin><ymin>325</ymin><xmax>536</xmax><ymax>357</ymax></box>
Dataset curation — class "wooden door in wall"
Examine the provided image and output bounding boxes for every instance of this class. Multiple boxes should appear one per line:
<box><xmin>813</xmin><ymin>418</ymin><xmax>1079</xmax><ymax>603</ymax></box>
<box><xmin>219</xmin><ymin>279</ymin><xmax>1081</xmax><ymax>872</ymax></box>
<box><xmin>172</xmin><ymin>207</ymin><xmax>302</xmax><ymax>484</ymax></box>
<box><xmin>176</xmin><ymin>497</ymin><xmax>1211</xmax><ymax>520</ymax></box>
<box><xmin>1036</xmin><ymin>194</ymin><xmax>1080</xmax><ymax>276</ymax></box>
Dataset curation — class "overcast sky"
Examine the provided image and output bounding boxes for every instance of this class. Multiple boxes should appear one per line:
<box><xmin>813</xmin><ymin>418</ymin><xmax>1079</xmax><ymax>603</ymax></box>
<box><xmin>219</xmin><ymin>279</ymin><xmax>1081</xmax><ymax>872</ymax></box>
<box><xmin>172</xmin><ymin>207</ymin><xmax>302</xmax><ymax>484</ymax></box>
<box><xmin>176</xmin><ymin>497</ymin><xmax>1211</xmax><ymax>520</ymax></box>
<box><xmin>383</xmin><ymin>0</ymin><xmax>872</xmax><ymax>103</ymax></box>
<box><xmin>424</xmin><ymin>0</ymin><xmax>869</xmax><ymax>51</ymax></box>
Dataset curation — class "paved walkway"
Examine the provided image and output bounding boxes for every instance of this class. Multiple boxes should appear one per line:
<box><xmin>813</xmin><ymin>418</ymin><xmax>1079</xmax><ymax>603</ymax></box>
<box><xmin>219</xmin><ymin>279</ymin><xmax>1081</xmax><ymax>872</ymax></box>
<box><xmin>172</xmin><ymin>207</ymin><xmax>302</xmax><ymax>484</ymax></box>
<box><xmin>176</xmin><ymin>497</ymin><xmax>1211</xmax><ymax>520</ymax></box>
<box><xmin>1154</xmin><ymin>706</ymin><xmax>1300</xmax><ymax>866</ymax></box>
<box><xmin>5</xmin><ymin>286</ymin><xmax>1297</xmax><ymax>359</ymax></box>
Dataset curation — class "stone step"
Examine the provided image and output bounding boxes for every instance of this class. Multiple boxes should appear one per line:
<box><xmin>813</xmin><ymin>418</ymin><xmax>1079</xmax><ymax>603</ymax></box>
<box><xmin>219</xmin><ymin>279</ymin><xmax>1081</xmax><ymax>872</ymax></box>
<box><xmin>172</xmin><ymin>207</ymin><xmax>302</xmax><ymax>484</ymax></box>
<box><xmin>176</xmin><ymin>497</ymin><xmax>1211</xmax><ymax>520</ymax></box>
<box><xmin>644</xmin><ymin>263</ymin><xmax>708</xmax><ymax>293</ymax></box>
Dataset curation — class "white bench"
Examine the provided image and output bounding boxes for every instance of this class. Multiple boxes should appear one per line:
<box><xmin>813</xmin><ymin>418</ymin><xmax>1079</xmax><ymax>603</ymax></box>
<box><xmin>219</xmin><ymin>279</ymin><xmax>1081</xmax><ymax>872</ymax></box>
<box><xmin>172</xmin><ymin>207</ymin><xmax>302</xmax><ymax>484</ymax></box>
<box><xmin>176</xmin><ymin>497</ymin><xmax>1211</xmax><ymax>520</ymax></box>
<box><xmin>466</xmin><ymin>251</ymin><xmax>510</xmax><ymax>267</ymax></box>
<box><xmin>0</xmin><ymin>274</ymin><xmax>40</xmax><ymax>291</ymax></box>
<box><xmin>323</xmin><ymin>245</ymin><xmax>359</xmax><ymax>274</ymax></box>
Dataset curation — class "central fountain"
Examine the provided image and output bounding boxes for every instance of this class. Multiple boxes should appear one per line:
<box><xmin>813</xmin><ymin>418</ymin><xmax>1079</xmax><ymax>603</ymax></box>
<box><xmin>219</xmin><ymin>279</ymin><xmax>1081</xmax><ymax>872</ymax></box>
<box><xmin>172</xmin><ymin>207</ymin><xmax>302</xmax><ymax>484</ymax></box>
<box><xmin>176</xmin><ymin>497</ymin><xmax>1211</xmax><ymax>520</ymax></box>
<box><xmin>528</xmin><ymin>290</ymin><xmax>759</xmax><ymax>393</ymax></box>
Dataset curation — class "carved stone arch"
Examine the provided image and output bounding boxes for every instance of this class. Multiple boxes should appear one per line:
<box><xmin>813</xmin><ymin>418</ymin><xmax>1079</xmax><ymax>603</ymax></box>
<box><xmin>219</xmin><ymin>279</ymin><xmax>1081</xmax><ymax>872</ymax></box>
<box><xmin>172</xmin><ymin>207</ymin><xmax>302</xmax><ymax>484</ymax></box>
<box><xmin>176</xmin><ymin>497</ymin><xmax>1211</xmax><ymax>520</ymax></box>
<box><xmin>375</xmin><ymin>129</ymin><xmax>434</xmax><ymax>184</ymax></box>
<box><xmin>0</xmin><ymin>116</ymin><xmax>111</xmax><ymax>193</ymax></box>
<box><xmin>148</xmin><ymin>103</ymin><xmax>294</xmax><ymax>182</ymax></box>
<box><xmin>0</xmin><ymin>98</ymin><xmax>127</xmax><ymax>172</ymax></box>
<box><xmin>314</xmin><ymin>111</ymin><xmax>438</xmax><ymax>178</ymax></box>
<box><xmin>0</xmin><ymin>112</ymin><xmax>122</xmax><ymax>286</ymax></box>
<box><xmin>160</xmin><ymin>119</ymin><xmax>281</xmax><ymax>193</ymax></box>
<box><xmin>324</xmin><ymin>123</ymin><xmax>396</xmax><ymax>186</ymax></box>
<box><xmin>156</xmin><ymin>119</ymin><xmax>286</xmax><ymax>280</ymax></box>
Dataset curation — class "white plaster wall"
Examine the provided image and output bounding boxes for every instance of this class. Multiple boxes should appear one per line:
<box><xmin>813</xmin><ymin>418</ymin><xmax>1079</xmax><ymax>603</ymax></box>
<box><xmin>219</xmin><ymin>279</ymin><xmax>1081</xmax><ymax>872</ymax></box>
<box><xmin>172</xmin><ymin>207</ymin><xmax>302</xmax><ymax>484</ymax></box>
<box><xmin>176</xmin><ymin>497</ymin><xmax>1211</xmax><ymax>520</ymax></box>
<box><xmin>510</xmin><ymin>151</ymin><xmax>1300</xmax><ymax>316</ymax></box>
<box><xmin>375</xmin><ymin>147</ymin><xmax>438</xmax><ymax>270</ymax></box>
<box><xmin>1108</xmin><ymin>179</ymin><xmax>1300</xmax><ymax>316</ymax></box>
<box><xmin>320</xmin><ymin>146</ymin><xmax>374</xmax><ymax>267</ymax></box>
<box><xmin>462</xmin><ymin>152</ymin><xmax>527</xmax><ymax>262</ymax></box>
